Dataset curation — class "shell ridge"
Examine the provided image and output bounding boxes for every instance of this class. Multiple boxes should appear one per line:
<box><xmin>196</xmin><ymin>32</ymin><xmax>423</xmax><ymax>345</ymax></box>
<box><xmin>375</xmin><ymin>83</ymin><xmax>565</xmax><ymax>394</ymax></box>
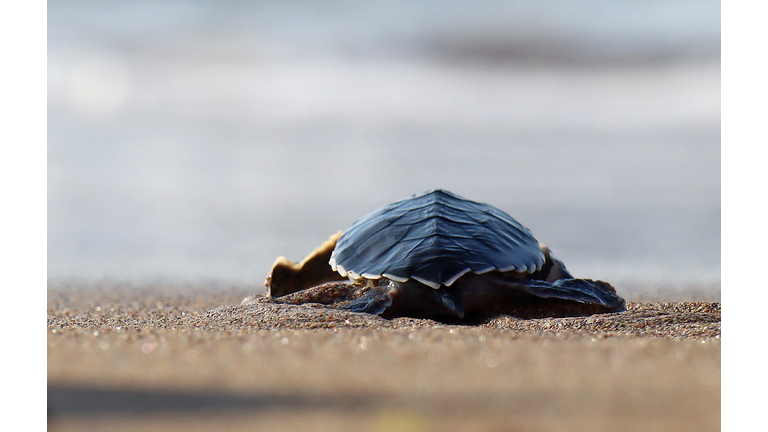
<box><xmin>438</xmin><ymin>235</ymin><xmax>518</xmax><ymax>274</ymax></box>
<box><xmin>331</xmin><ymin>189</ymin><xmax>547</xmax><ymax>285</ymax></box>
<box><xmin>355</xmin><ymin>234</ymin><xmax>432</xmax><ymax>279</ymax></box>
<box><xmin>337</xmin><ymin>204</ymin><xmax>426</xmax><ymax>262</ymax></box>
<box><xmin>431</xmin><ymin>195</ymin><xmax>540</xmax><ymax>251</ymax></box>
<box><xmin>342</xmin><ymin>221</ymin><xmax>411</xmax><ymax>261</ymax></box>
<box><xmin>456</xmin><ymin>224</ymin><xmax>531</xmax><ymax>259</ymax></box>
<box><xmin>482</xmin><ymin>218</ymin><xmax>540</xmax><ymax>251</ymax></box>
<box><xmin>346</xmin><ymin>224</ymin><xmax>423</xmax><ymax>274</ymax></box>
<box><xmin>482</xmin><ymin>207</ymin><xmax>537</xmax><ymax>241</ymax></box>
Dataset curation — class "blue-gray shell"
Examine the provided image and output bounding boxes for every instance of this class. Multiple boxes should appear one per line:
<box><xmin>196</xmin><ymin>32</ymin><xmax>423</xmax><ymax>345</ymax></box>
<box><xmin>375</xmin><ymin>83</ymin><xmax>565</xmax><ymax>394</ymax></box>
<box><xmin>328</xmin><ymin>189</ymin><xmax>546</xmax><ymax>289</ymax></box>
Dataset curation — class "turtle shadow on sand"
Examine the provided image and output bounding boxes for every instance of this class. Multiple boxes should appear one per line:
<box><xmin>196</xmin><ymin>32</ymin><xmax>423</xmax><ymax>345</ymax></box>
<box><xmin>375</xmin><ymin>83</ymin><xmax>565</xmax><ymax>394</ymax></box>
<box><xmin>264</xmin><ymin>189</ymin><xmax>625</xmax><ymax>325</ymax></box>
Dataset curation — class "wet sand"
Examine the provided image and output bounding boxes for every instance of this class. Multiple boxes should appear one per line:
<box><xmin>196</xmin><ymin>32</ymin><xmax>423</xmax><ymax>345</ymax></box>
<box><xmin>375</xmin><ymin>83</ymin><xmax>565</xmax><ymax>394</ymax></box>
<box><xmin>47</xmin><ymin>283</ymin><xmax>720</xmax><ymax>432</ymax></box>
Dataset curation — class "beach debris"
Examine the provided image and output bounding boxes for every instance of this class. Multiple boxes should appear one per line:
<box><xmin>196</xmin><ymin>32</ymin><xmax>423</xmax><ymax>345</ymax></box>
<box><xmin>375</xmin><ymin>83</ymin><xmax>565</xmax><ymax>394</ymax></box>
<box><xmin>265</xmin><ymin>189</ymin><xmax>625</xmax><ymax>322</ymax></box>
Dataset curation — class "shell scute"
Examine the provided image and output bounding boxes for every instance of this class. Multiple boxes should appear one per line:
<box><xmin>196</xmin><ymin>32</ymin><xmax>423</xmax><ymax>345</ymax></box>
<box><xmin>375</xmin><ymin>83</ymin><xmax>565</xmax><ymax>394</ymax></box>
<box><xmin>330</xmin><ymin>189</ymin><xmax>545</xmax><ymax>288</ymax></box>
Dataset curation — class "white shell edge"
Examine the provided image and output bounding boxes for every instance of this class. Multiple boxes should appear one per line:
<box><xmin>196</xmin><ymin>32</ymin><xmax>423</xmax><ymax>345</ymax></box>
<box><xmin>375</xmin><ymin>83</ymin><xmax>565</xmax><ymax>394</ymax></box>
<box><xmin>382</xmin><ymin>273</ymin><xmax>408</xmax><ymax>283</ymax></box>
<box><xmin>410</xmin><ymin>275</ymin><xmax>441</xmax><ymax>289</ymax></box>
<box><xmin>331</xmin><ymin>253</ymin><xmax>546</xmax><ymax>288</ymax></box>
<box><xmin>443</xmin><ymin>268</ymin><xmax>472</xmax><ymax>287</ymax></box>
<box><xmin>329</xmin><ymin>255</ymin><xmax>338</xmax><ymax>271</ymax></box>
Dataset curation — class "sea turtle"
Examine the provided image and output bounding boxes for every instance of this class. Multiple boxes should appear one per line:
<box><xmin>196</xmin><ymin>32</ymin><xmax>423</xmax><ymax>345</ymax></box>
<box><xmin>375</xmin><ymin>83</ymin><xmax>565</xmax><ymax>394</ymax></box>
<box><xmin>265</xmin><ymin>189</ymin><xmax>624</xmax><ymax>322</ymax></box>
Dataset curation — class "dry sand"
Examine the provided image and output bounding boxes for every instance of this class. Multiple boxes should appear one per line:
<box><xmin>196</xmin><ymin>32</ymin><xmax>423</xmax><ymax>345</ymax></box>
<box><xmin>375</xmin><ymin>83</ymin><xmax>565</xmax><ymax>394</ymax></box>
<box><xmin>48</xmin><ymin>282</ymin><xmax>720</xmax><ymax>432</ymax></box>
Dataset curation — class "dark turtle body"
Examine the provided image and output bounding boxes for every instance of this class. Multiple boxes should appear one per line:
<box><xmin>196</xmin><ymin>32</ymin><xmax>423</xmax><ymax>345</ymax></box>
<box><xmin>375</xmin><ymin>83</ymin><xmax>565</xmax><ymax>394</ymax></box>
<box><xmin>266</xmin><ymin>189</ymin><xmax>624</xmax><ymax>322</ymax></box>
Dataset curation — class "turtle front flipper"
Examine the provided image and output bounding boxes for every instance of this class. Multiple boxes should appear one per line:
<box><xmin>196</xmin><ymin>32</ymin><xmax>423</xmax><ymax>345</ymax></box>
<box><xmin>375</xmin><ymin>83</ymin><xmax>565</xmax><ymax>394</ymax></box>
<box><xmin>272</xmin><ymin>281</ymin><xmax>395</xmax><ymax>316</ymax></box>
<box><xmin>451</xmin><ymin>273</ymin><xmax>626</xmax><ymax>321</ymax></box>
<box><xmin>337</xmin><ymin>284</ymin><xmax>396</xmax><ymax>315</ymax></box>
<box><xmin>518</xmin><ymin>278</ymin><xmax>626</xmax><ymax>312</ymax></box>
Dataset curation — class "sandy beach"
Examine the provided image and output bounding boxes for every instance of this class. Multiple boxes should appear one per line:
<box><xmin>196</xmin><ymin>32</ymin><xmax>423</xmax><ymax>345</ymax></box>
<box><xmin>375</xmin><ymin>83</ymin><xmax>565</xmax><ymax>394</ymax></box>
<box><xmin>45</xmin><ymin>2</ymin><xmax>721</xmax><ymax>431</ymax></box>
<box><xmin>47</xmin><ymin>282</ymin><xmax>720</xmax><ymax>432</ymax></box>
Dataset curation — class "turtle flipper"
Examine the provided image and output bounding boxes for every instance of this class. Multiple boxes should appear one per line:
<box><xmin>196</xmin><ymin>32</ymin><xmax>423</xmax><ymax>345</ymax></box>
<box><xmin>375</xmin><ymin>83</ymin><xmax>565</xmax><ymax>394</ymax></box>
<box><xmin>437</xmin><ymin>288</ymin><xmax>465</xmax><ymax>319</ymax></box>
<box><xmin>272</xmin><ymin>281</ymin><xmax>395</xmax><ymax>316</ymax></box>
<box><xmin>449</xmin><ymin>273</ymin><xmax>626</xmax><ymax>320</ymax></box>
<box><xmin>518</xmin><ymin>278</ymin><xmax>626</xmax><ymax>312</ymax></box>
<box><xmin>335</xmin><ymin>282</ymin><xmax>464</xmax><ymax>318</ymax></box>
<box><xmin>265</xmin><ymin>232</ymin><xmax>347</xmax><ymax>298</ymax></box>
<box><xmin>338</xmin><ymin>284</ymin><xmax>395</xmax><ymax>315</ymax></box>
<box><xmin>273</xmin><ymin>276</ymin><xmax>624</xmax><ymax>322</ymax></box>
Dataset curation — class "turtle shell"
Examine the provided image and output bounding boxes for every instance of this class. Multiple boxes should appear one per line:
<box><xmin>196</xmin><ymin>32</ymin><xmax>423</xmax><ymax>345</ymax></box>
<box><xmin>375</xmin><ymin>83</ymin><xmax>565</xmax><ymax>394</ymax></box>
<box><xmin>329</xmin><ymin>189</ymin><xmax>546</xmax><ymax>289</ymax></box>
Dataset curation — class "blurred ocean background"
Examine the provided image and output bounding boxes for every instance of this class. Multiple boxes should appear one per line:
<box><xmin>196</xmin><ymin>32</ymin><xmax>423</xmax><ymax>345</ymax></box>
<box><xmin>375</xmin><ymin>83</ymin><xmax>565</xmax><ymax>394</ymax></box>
<box><xmin>48</xmin><ymin>0</ymin><xmax>720</xmax><ymax>299</ymax></box>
